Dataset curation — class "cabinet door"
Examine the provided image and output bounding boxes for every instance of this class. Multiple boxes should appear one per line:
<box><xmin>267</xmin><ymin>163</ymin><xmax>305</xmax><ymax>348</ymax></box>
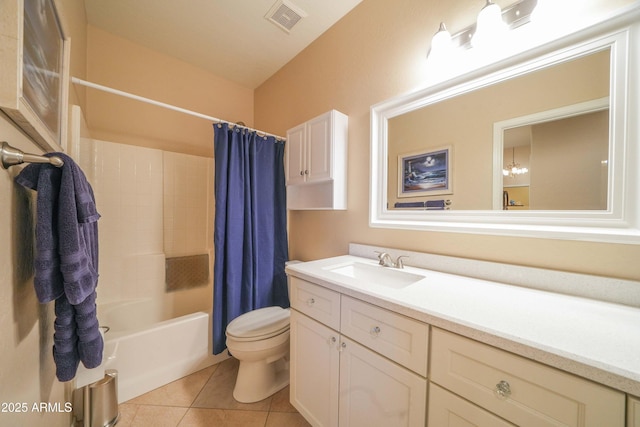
<box><xmin>306</xmin><ymin>112</ymin><xmax>333</xmax><ymax>182</ymax></box>
<box><xmin>429</xmin><ymin>383</ymin><xmax>516</xmax><ymax>427</ymax></box>
<box><xmin>286</xmin><ymin>123</ymin><xmax>306</xmax><ymax>185</ymax></box>
<box><xmin>630</xmin><ymin>395</ymin><xmax>640</xmax><ymax>427</ymax></box>
<box><xmin>338</xmin><ymin>336</ymin><xmax>427</xmax><ymax>427</ymax></box>
<box><xmin>290</xmin><ymin>310</ymin><xmax>340</xmax><ymax>427</ymax></box>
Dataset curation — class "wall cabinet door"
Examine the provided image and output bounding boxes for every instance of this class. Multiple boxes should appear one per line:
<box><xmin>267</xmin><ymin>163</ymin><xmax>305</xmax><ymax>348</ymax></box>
<box><xmin>338</xmin><ymin>336</ymin><xmax>427</xmax><ymax>427</ymax></box>
<box><xmin>286</xmin><ymin>123</ymin><xmax>306</xmax><ymax>185</ymax></box>
<box><xmin>306</xmin><ymin>112</ymin><xmax>332</xmax><ymax>182</ymax></box>
<box><xmin>290</xmin><ymin>310</ymin><xmax>340</xmax><ymax>427</ymax></box>
<box><xmin>286</xmin><ymin>111</ymin><xmax>334</xmax><ymax>185</ymax></box>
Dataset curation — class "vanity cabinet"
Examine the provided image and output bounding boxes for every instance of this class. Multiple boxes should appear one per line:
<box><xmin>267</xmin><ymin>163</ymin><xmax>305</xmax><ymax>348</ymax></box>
<box><xmin>430</xmin><ymin>328</ymin><xmax>626</xmax><ymax>427</ymax></box>
<box><xmin>286</xmin><ymin>110</ymin><xmax>348</xmax><ymax>210</ymax></box>
<box><xmin>289</xmin><ymin>277</ymin><xmax>428</xmax><ymax>427</ymax></box>
<box><xmin>287</xmin><ymin>254</ymin><xmax>639</xmax><ymax>427</ymax></box>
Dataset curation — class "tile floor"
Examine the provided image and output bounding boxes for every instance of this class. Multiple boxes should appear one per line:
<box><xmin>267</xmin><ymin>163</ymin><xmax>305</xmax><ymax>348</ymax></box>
<box><xmin>116</xmin><ymin>358</ymin><xmax>311</xmax><ymax>427</ymax></box>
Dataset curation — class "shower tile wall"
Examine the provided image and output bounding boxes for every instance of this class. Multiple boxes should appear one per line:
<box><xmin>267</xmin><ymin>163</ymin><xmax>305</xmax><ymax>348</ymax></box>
<box><xmin>163</xmin><ymin>152</ymin><xmax>212</xmax><ymax>258</ymax></box>
<box><xmin>78</xmin><ymin>139</ymin><xmax>213</xmax><ymax>308</ymax></box>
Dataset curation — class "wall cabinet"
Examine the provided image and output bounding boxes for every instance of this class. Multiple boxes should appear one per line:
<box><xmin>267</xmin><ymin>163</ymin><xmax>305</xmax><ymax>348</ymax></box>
<box><xmin>286</xmin><ymin>110</ymin><xmax>348</xmax><ymax>210</ymax></box>
<box><xmin>289</xmin><ymin>277</ymin><xmax>427</xmax><ymax>427</ymax></box>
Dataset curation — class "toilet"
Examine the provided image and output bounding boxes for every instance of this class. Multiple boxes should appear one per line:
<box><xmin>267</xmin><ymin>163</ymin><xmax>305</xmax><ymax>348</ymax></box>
<box><xmin>225</xmin><ymin>306</ymin><xmax>291</xmax><ymax>403</ymax></box>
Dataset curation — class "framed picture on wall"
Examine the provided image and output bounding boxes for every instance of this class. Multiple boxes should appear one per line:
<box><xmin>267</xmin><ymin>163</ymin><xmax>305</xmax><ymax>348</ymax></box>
<box><xmin>398</xmin><ymin>146</ymin><xmax>452</xmax><ymax>198</ymax></box>
<box><xmin>0</xmin><ymin>0</ymin><xmax>69</xmax><ymax>151</ymax></box>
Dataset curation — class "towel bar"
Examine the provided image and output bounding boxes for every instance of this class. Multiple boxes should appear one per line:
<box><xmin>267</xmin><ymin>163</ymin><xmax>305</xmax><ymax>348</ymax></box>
<box><xmin>1</xmin><ymin>141</ymin><xmax>64</xmax><ymax>169</ymax></box>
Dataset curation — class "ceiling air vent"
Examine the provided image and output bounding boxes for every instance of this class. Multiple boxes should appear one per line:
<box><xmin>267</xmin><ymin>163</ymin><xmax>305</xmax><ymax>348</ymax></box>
<box><xmin>265</xmin><ymin>0</ymin><xmax>307</xmax><ymax>34</ymax></box>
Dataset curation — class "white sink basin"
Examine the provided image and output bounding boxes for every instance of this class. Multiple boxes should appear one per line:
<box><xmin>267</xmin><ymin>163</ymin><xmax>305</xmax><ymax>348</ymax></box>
<box><xmin>327</xmin><ymin>262</ymin><xmax>424</xmax><ymax>288</ymax></box>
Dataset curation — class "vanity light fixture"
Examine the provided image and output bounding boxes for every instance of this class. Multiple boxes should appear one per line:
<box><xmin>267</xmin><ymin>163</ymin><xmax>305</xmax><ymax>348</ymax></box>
<box><xmin>427</xmin><ymin>0</ymin><xmax>539</xmax><ymax>59</ymax></box>
<box><xmin>503</xmin><ymin>147</ymin><xmax>528</xmax><ymax>177</ymax></box>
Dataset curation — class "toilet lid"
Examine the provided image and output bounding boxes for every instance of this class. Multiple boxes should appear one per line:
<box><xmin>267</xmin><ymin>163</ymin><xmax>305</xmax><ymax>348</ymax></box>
<box><xmin>226</xmin><ymin>306</ymin><xmax>290</xmax><ymax>340</ymax></box>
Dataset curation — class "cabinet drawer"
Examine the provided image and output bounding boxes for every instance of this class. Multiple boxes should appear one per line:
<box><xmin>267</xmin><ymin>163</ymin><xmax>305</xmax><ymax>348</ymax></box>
<box><xmin>431</xmin><ymin>328</ymin><xmax>625</xmax><ymax>427</ymax></box>
<box><xmin>340</xmin><ymin>296</ymin><xmax>428</xmax><ymax>376</ymax></box>
<box><xmin>289</xmin><ymin>277</ymin><xmax>341</xmax><ymax>330</ymax></box>
<box><xmin>428</xmin><ymin>383</ymin><xmax>516</xmax><ymax>427</ymax></box>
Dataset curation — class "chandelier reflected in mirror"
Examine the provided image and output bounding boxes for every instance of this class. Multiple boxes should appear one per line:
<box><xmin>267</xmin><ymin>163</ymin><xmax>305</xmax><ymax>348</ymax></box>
<box><xmin>503</xmin><ymin>147</ymin><xmax>529</xmax><ymax>177</ymax></box>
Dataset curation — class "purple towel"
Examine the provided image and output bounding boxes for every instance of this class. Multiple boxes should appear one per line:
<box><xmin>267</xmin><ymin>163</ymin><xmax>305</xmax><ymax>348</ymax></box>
<box><xmin>16</xmin><ymin>153</ymin><xmax>103</xmax><ymax>381</ymax></box>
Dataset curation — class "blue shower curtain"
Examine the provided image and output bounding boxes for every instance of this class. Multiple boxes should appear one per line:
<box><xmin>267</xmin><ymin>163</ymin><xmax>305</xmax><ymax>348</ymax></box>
<box><xmin>212</xmin><ymin>123</ymin><xmax>289</xmax><ymax>355</ymax></box>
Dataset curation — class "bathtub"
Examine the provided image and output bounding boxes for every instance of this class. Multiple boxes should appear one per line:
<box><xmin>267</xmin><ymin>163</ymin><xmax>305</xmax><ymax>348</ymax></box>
<box><xmin>75</xmin><ymin>298</ymin><xmax>223</xmax><ymax>403</ymax></box>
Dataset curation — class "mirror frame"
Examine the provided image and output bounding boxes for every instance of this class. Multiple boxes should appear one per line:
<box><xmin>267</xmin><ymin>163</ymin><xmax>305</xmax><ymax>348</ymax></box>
<box><xmin>370</xmin><ymin>7</ymin><xmax>640</xmax><ymax>244</ymax></box>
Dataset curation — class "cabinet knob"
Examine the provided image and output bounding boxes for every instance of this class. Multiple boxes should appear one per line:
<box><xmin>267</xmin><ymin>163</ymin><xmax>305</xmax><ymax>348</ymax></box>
<box><xmin>339</xmin><ymin>341</ymin><xmax>347</xmax><ymax>352</ymax></box>
<box><xmin>494</xmin><ymin>380</ymin><xmax>511</xmax><ymax>400</ymax></box>
<box><xmin>371</xmin><ymin>326</ymin><xmax>381</xmax><ymax>337</ymax></box>
<box><xmin>299</xmin><ymin>171</ymin><xmax>304</xmax><ymax>176</ymax></box>
<box><xmin>304</xmin><ymin>169</ymin><xmax>309</xmax><ymax>175</ymax></box>
<box><xmin>329</xmin><ymin>336</ymin><xmax>337</xmax><ymax>345</ymax></box>
<box><xmin>307</xmin><ymin>298</ymin><xmax>315</xmax><ymax>306</ymax></box>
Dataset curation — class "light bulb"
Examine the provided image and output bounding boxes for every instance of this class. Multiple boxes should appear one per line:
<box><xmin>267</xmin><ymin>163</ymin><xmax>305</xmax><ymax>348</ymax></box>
<box><xmin>428</xmin><ymin>22</ymin><xmax>453</xmax><ymax>61</ymax></box>
<box><xmin>471</xmin><ymin>0</ymin><xmax>508</xmax><ymax>48</ymax></box>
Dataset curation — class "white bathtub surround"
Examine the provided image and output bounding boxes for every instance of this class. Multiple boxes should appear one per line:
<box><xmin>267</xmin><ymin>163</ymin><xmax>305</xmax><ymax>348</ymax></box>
<box><xmin>78</xmin><ymin>138</ymin><xmax>214</xmax><ymax>307</ymax></box>
<box><xmin>285</xmin><ymin>249</ymin><xmax>640</xmax><ymax>397</ymax></box>
<box><xmin>74</xmin><ymin>138</ymin><xmax>218</xmax><ymax>401</ymax></box>
<box><xmin>78</xmin><ymin>139</ymin><xmax>165</xmax><ymax>304</ymax></box>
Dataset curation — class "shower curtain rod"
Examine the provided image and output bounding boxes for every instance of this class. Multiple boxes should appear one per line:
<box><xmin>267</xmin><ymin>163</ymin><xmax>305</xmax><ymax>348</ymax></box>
<box><xmin>71</xmin><ymin>77</ymin><xmax>286</xmax><ymax>141</ymax></box>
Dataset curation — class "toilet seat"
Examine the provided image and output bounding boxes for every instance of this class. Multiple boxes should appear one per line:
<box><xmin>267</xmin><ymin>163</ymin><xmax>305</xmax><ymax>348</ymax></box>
<box><xmin>226</xmin><ymin>306</ymin><xmax>290</xmax><ymax>341</ymax></box>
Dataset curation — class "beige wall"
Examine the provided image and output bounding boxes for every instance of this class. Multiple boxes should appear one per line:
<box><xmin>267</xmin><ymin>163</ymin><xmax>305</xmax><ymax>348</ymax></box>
<box><xmin>0</xmin><ymin>115</ymin><xmax>71</xmax><ymax>427</ymax></box>
<box><xmin>531</xmin><ymin>110</ymin><xmax>609</xmax><ymax>210</ymax></box>
<box><xmin>85</xmin><ymin>26</ymin><xmax>254</xmax><ymax>157</ymax></box>
<box><xmin>254</xmin><ymin>0</ymin><xmax>640</xmax><ymax>281</ymax></box>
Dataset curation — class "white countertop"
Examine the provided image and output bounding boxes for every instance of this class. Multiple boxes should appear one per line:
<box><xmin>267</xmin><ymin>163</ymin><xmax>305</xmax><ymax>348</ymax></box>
<box><xmin>286</xmin><ymin>255</ymin><xmax>640</xmax><ymax>396</ymax></box>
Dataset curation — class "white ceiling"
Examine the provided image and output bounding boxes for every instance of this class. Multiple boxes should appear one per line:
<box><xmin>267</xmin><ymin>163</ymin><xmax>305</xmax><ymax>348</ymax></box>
<box><xmin>84</xmin><ymin>0</ymin><xmax>363</xmax><ymax>89</ymax></box>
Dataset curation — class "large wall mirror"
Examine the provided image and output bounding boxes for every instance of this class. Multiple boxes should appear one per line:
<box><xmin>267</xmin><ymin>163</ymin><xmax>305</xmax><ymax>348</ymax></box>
<box><xmin>370</xmin><ymin>11</ymin><xmax>640</xmax><ymax>243</ymax></box>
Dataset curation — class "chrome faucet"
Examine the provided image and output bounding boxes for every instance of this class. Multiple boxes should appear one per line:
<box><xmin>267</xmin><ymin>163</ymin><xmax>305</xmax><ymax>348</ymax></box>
<box><xmin>375</xmin><ymin>252</ymin><xmax>408</xmax><ymax>269</ymax></box>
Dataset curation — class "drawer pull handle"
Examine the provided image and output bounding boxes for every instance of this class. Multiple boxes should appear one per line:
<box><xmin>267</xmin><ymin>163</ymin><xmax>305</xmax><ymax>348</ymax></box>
<box><xmin>494</xmin><ymin>380</ymin><xmax>511</xmax><ymax>400</ymax></box>
<box><xmin>307</xmin><ymin>298</ymin><xmax>315</xmax><ymax>306</ymax></box>
<box><xmin>371</xmin><ymin>326</ymin><xmax>381</xmax><ymax>336</ymax></box>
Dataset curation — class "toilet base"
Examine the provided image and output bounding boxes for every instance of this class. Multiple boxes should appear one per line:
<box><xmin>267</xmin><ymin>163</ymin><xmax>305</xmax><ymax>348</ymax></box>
<box><xmin>233</xmin><ymin>357</ymin><xmax>290</xmax><ymax>403</ymax></box>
